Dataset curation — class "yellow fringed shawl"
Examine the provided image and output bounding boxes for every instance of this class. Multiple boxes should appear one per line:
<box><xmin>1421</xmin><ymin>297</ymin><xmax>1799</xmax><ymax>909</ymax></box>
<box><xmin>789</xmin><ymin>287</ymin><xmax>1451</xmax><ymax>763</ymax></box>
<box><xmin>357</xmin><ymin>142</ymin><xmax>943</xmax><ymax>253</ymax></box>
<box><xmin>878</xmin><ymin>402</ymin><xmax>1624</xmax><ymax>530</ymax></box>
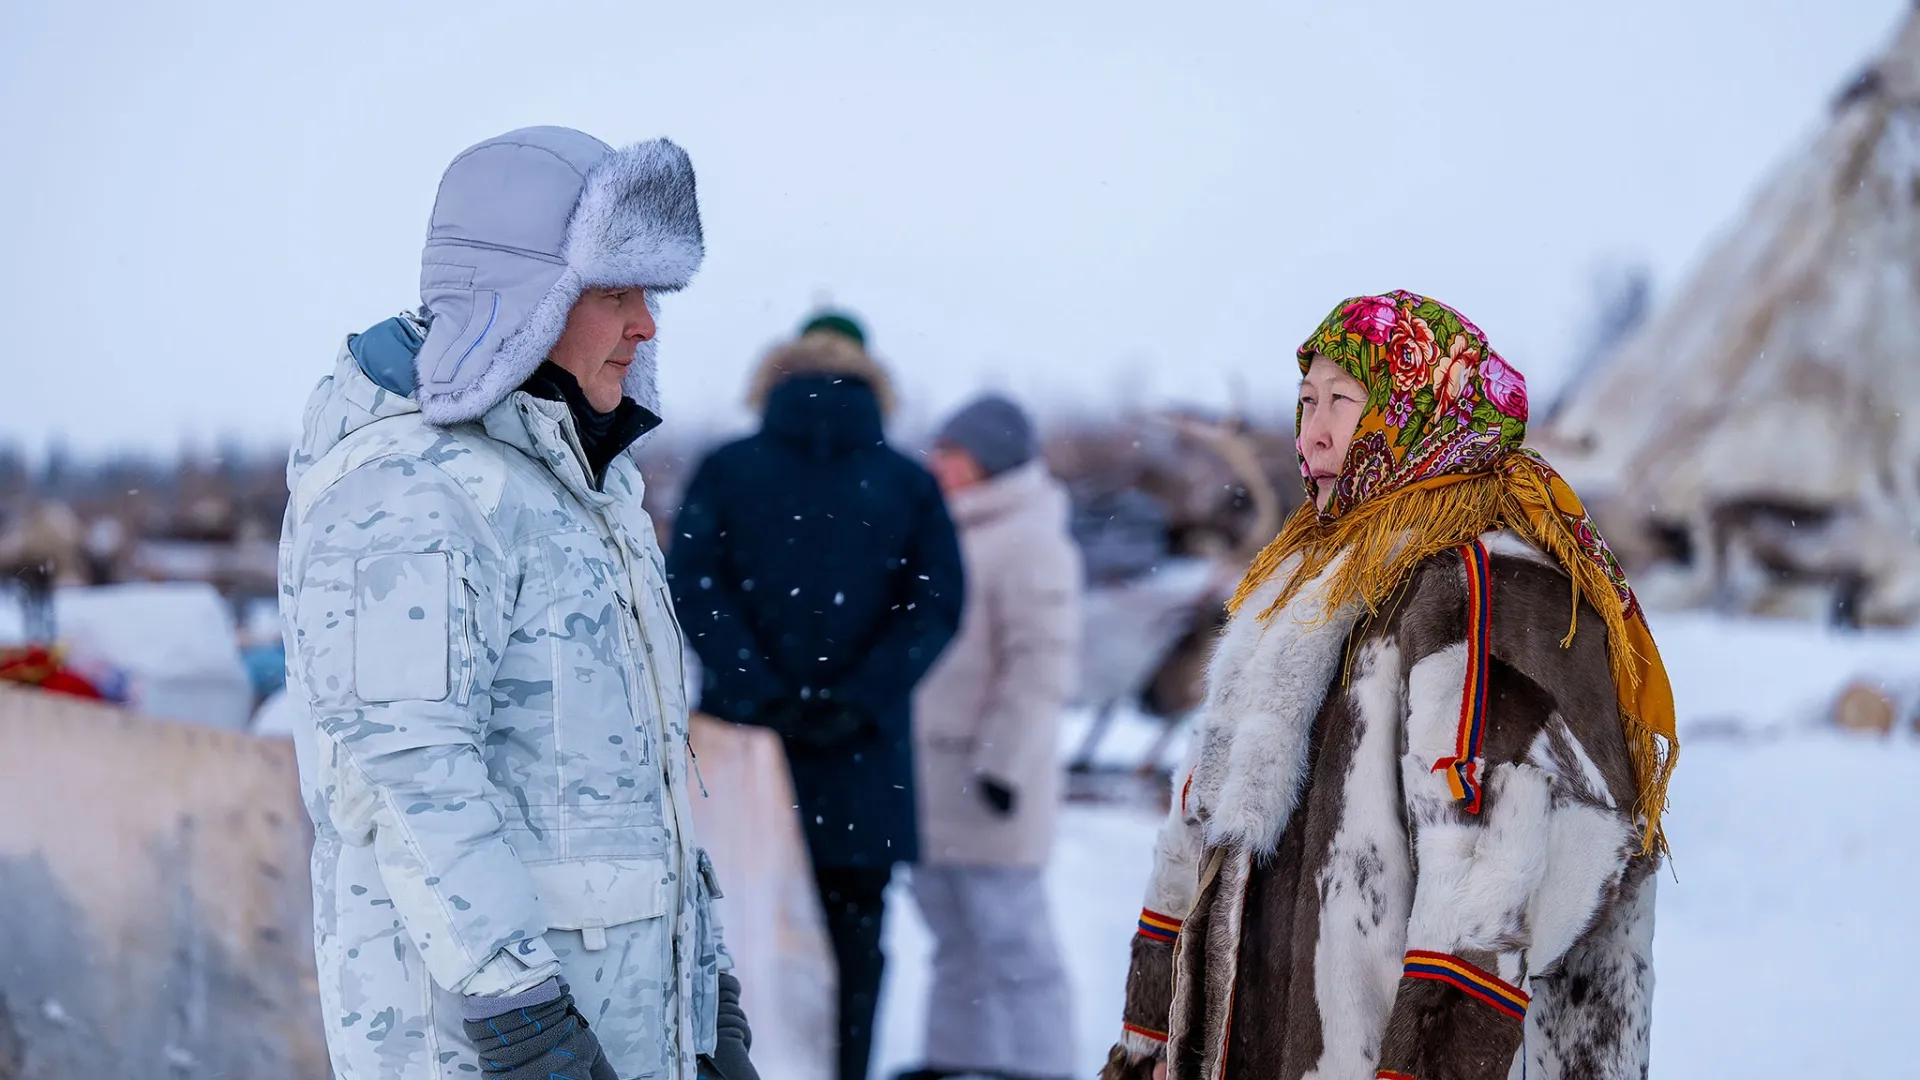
<box><xmin>1230</xmin><ymin>459</ymin><xmax>1676</xmax><ymax>853</ymax></box>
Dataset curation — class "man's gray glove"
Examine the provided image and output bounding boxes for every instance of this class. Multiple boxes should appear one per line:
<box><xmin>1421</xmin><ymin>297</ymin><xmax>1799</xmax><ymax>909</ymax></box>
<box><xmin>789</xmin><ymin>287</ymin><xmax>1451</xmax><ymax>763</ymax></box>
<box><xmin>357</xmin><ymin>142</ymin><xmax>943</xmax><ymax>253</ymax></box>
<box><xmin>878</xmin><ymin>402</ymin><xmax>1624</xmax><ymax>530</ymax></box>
<box><xmin>462</xmin><ymin>978</ymin><xmax>617</xmax><ymax>1080</ymax></box>
<box><xmin>698</xmin><ymin>971</ymin><xmax>760</xmax><ymax>1080</ymax></box>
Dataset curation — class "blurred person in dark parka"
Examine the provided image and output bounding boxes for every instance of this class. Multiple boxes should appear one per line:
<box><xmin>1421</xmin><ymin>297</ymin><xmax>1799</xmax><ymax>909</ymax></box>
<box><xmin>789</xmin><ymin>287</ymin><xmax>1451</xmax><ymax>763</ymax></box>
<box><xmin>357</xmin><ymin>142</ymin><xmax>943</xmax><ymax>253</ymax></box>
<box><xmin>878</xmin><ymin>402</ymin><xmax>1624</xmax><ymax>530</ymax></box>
<box><xmin>667</xmin><ymin>310</ymin><xmax>964</xmax><ymax>1080</ymax></box>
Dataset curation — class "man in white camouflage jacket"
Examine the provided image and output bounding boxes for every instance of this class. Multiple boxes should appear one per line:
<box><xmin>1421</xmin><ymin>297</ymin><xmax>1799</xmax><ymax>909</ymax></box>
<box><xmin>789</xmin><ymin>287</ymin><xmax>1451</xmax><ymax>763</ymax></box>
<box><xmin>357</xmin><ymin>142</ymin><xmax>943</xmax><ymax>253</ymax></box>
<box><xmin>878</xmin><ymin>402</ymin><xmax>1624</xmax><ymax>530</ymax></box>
<box><xmin>279</xmin><ymin>126</ymin><xmax>755</xmax><ymax>1080</ymax></box>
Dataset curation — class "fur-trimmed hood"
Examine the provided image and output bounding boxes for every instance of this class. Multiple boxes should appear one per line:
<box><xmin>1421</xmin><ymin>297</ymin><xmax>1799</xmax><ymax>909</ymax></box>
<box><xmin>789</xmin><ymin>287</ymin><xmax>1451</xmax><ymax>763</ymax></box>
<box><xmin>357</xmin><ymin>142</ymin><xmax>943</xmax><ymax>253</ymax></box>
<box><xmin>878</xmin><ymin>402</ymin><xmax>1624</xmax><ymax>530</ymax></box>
<box><xmin>746</xmin><ymin>330</ymin><xmax>897</xmax><ymax>418</ymax></box>
<box><xmin>412</xmin><ymin>126</ymin><xmax>703</xmax><ymax>425</ymax></box>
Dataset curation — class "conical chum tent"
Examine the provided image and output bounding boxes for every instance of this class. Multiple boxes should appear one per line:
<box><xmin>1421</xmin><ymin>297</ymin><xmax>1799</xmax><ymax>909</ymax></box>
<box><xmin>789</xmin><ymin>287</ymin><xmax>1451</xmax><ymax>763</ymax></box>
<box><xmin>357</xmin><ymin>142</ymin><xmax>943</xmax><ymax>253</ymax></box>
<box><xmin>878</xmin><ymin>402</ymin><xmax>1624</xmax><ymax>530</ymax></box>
<box><xmin>1545</xmin><ymin>5</ymin><xmax>1920</xmax><ymax>627</ymax></box>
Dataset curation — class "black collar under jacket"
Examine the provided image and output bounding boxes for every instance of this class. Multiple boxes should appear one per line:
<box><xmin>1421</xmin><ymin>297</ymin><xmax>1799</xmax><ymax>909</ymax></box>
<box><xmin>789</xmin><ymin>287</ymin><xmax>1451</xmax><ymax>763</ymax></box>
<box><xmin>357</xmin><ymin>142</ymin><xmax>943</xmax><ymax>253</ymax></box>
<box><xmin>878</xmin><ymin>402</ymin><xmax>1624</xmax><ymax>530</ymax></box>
<box><xmin>517</xmin><ymin>361</ymin><xmax>662</xmax><ymax>485</ymax></box>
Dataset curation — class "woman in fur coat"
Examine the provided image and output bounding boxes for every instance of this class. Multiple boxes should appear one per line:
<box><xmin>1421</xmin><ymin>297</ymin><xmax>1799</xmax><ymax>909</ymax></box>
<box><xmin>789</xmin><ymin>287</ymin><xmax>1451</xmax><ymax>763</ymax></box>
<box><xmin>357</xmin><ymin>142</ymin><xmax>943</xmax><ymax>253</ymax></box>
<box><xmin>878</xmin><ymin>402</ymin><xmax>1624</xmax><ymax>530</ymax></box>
<box><xmin>1102</xmin><ymin>291</ymin><xmax>1678</xmax><ymax>1080</ymax></box>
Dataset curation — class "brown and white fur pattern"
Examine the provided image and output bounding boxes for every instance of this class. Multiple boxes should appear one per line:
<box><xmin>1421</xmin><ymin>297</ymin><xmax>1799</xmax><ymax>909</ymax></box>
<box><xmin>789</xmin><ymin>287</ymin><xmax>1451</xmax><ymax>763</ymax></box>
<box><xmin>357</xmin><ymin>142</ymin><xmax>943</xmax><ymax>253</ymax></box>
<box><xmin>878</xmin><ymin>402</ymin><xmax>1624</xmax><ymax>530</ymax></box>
<box><xmin>1108</xmin><ymin>532</ymin><xmax>1657</xmax><ymax>1080</ymax></box>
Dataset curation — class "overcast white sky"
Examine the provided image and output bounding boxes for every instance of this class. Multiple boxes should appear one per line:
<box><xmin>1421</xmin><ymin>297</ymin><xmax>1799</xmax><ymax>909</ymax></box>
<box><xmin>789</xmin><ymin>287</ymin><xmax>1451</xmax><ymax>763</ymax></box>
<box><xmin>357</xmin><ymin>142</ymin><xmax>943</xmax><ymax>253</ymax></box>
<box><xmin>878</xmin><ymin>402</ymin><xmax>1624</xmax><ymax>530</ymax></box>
<box><xmin>0</xmin><ymin>1</ymin><xmax>1909</xmax><ymax>454</ymax></box>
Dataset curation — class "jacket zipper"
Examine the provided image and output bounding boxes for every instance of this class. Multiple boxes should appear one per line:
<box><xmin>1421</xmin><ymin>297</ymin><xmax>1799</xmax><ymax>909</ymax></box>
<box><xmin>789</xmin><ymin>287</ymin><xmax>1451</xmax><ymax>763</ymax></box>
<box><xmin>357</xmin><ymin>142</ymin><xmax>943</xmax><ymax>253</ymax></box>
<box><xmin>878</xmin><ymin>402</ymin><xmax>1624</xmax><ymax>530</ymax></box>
<box><xmin>457</xmin><ymin>577</ymin><xmax>479</xmax><ymax>706</ymax></box>
<box><xmin>548</xmin><ymin>405</ymin><xmax>679</xmax><ymax>812</ymax></box>
<box><xmin>537</xmin><ymin>400</ymin><xmax>662</xmax><ymax>767</ymax></box>
<box><xmin>530</xmin><ymin>400</ymin><xmax>700</xmax><ymax>1068</ymax></box>
<box><xmin>655</xmin><ymin>582</ymin><xmax>707</xmax><ymax>798</ymax></box>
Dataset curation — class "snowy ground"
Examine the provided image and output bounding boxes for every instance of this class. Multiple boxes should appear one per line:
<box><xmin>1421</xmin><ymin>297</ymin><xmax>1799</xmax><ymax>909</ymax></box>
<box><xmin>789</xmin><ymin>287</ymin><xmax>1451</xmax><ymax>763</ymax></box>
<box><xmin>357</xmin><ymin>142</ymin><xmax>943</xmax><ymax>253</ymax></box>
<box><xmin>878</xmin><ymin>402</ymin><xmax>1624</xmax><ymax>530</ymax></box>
<box><xmin>8</xmin><ymin>584</ymin><xmax>1916</xmax><ymax>1075</ymax></box>
<box><xmin>869</xmin><ymin>611</ymin><xmax>1920</xmax><ymax>1079</ymax></box>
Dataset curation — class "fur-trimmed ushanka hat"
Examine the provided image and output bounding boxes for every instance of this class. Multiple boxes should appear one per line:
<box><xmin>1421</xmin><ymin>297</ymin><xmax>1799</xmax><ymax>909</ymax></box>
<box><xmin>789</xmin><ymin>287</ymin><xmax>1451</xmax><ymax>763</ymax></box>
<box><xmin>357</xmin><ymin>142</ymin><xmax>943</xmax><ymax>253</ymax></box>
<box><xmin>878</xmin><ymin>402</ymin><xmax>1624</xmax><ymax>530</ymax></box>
<box><xmin>411</xmin><ymin>126</ymin><xmax>704</xmax><ymax>424</ymax></box>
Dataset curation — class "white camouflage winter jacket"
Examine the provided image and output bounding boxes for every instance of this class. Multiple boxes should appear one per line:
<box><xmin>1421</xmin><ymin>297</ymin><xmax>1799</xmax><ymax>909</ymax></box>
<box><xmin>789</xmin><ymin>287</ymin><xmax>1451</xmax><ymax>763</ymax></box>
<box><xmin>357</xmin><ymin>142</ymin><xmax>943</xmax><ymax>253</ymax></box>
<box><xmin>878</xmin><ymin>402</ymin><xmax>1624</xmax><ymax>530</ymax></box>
<box><xmin>280</xmin><ymin>343</ymin><xmax>725</xmax><ymax>1079</ymax></box>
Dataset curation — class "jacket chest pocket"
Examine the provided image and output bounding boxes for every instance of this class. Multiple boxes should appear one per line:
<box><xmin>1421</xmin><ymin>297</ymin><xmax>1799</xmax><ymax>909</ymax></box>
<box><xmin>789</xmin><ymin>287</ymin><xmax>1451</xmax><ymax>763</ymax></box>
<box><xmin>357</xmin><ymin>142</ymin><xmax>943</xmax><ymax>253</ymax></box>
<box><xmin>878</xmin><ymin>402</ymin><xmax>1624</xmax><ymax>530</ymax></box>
<box><xmin>529</xmin><ymin>531</ymin><xmax>658</xmax><ymax>788</ymax></box>
<box><xmin>631</xmin><ymin>580</ymin><xmax>691</xmax><ymax>726</ymax></box>
<box><xmin>608</xmin><ymin>523</ymin><xmax>692</xmax><ymax>733</ymax></box>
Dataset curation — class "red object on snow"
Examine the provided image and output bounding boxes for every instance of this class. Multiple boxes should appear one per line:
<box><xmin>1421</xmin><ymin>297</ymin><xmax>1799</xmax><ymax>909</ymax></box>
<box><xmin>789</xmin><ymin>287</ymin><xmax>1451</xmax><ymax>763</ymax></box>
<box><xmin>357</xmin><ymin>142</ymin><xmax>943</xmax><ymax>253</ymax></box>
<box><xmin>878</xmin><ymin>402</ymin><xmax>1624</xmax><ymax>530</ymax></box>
<box><xmin>0</xmin><ymin>646</ymin><xmax>105</xmax><ymax>700</ymax></box>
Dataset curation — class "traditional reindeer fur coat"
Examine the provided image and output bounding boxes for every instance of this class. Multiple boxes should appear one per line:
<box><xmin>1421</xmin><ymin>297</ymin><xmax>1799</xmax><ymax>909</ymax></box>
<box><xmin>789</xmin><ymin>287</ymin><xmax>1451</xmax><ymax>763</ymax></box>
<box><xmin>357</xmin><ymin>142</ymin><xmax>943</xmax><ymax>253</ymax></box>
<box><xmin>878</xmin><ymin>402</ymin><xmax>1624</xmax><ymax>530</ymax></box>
<box><xmin>1106</xmin><ymin>531</ymin><xmax>1658</xmax><ymax>1080</ymax></box>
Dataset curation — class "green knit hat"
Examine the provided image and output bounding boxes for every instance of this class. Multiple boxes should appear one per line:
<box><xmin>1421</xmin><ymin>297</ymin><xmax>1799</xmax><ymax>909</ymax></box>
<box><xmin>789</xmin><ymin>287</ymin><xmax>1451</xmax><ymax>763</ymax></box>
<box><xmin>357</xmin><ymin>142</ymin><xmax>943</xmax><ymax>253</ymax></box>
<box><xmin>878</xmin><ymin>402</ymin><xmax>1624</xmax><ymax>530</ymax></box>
<box><xmin>799</xmin><ymin>309</ymin><xmax>867</xmax><ymax>347</ymax></box>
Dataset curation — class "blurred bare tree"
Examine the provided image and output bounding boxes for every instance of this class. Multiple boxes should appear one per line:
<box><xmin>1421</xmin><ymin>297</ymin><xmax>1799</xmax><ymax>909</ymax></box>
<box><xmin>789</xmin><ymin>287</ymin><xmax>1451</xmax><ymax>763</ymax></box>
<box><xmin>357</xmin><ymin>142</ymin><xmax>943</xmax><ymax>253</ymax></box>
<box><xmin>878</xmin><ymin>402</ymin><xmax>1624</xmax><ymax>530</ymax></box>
<box><xmin>1547</xmin><ymin>260</ymin><xmax>1652</xmax><ymax>425</ymax></box>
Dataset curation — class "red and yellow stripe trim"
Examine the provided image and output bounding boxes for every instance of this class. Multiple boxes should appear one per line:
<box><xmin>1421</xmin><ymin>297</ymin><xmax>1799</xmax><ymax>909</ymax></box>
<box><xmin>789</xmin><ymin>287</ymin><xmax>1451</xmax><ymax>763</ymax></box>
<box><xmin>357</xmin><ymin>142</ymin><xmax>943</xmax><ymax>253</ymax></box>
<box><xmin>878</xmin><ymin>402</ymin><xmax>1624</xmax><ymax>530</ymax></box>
<box><xmin>1402</xmin><ymin>950</ymin><xmax>1528</xmax><ymax>1020</ymax></box>
<box><xmin>1137</xmin><ymin>907</ymin><xmax>1183</xmax><ymax>943</ymax></box>
<box><xmin>1122</xmin><ymin>1021</ymin><xmax>1169</xmax><ymax>1044</ymax></box>
<box><xmin>1430</xmin><ymin>540</ymin><xmax>1493</xmax><ymax>814</ymax></box>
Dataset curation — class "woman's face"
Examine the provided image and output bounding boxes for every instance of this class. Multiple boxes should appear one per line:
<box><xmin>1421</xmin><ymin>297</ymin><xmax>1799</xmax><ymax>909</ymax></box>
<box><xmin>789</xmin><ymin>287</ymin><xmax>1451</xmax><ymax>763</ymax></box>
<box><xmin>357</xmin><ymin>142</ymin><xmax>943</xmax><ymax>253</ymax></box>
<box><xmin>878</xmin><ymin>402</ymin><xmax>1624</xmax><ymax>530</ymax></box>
<box><xmin>1298</xmin><ymin>354</ymin><xmax>1369</xmax><ymax>511</ymax></box>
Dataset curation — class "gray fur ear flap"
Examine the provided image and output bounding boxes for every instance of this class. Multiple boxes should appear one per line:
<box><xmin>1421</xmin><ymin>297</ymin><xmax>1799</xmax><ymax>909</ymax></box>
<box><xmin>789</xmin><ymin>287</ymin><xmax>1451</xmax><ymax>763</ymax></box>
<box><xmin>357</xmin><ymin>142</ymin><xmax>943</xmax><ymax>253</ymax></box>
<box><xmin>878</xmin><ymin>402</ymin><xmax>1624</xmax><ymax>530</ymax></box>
<box><xmin>565</xmin><ymin>139</ymin><xmax>705</xmax><ymax>292</ymax></box>
<box><xmin>621</xmin><ymin>290</ymin><xmax>664</xmax><ymax>419</ymax></box>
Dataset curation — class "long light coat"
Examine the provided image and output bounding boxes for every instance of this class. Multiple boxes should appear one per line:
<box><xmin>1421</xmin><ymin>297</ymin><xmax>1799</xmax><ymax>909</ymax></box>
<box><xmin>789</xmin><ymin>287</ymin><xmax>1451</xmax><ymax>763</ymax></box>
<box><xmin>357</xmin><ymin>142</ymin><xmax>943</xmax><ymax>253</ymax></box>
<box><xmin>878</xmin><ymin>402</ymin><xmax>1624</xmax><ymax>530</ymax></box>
<box><xmin>280</xmin><ymin>347</ymin><xmax>724</xmax><ymax>1080</ymax></box>
<box><xmin>913</xmin><ymin>461</ymin><xmax>1083</xmax><ymax>868</ymax></box>
<box><xmin>1106</xmin><ymin>533</ymin><xmax>1657</xmax><ymax>1080</ymax></box>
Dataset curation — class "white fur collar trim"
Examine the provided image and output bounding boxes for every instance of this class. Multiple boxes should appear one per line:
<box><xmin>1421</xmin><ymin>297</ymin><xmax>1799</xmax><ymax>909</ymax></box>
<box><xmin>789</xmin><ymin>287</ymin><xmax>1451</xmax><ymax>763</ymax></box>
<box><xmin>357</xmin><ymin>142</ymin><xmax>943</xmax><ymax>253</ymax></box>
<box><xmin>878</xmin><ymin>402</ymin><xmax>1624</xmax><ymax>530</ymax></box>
<box><xmin>1192</xmin><ymin>552</ymin><xmax>1366</xmax><ymax>854</ymax></box>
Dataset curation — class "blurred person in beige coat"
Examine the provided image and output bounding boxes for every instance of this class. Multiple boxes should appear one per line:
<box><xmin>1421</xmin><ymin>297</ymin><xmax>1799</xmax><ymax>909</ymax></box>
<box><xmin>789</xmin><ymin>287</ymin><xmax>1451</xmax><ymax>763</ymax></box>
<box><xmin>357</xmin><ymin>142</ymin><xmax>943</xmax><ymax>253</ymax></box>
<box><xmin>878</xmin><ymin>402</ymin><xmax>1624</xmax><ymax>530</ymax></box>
<box><xmin>898</xmin><ymin>395</ymin><xmax>1084</xmax><ymax>1080</ymax></box>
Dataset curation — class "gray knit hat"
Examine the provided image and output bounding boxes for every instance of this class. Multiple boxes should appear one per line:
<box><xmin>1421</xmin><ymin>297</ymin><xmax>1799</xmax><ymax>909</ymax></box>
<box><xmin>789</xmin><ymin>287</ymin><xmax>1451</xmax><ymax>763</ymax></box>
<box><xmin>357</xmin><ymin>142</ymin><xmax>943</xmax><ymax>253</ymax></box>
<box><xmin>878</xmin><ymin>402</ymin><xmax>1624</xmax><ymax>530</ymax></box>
<box><xmin>936</xmin><ymin>394</ymin><xmax>1037</xmax><ymax>478</ymax></box>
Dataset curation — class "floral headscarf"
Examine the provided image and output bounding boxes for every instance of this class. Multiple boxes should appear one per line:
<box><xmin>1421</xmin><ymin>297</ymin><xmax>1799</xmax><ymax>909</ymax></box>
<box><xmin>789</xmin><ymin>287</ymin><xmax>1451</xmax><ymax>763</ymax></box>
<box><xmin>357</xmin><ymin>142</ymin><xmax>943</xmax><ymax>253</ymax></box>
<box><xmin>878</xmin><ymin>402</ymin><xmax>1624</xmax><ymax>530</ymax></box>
<box><xmin>1301</xmin><ymin>290</ymin><xmax>1530</xmax><ymax>517</ymax></box>
<box><xmin>1234</xmin><ymin>290</ymin><xmax>1676</xmax><ymax>852</ymax></box>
